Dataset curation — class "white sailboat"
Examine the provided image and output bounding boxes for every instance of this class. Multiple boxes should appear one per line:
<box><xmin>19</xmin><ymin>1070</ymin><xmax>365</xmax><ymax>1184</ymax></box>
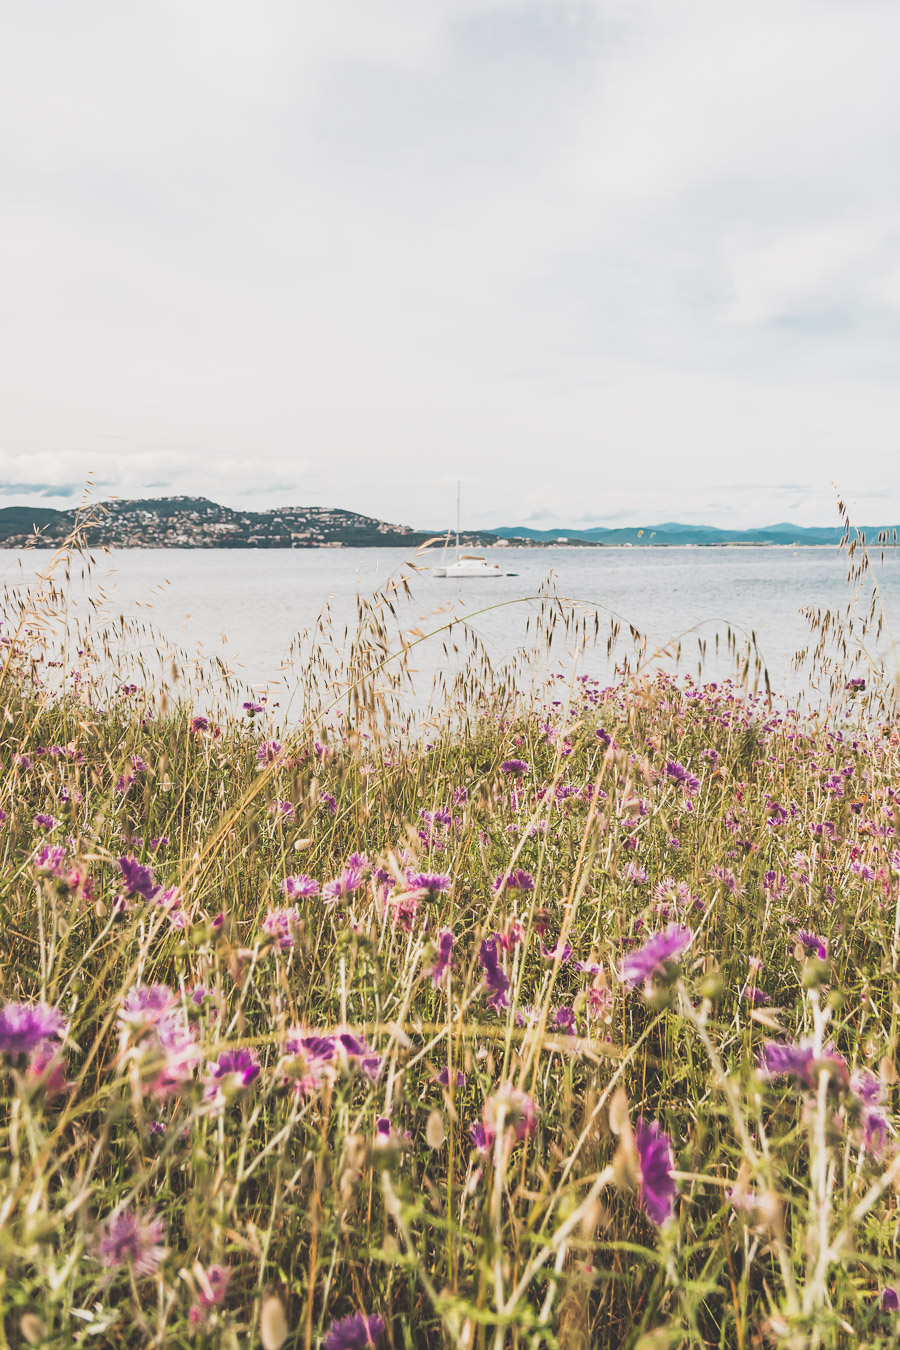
<box><xmin>433</xmin><ymin>483</ymin><xmax>517</xmax><ymax>578</ymax></box>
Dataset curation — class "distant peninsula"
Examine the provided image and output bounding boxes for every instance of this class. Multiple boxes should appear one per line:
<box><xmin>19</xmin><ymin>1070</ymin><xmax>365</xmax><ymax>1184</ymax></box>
<box><xmin>0</xmin><ymin>496</ymin><xmax>896</xmax><ymax>550</ymax></box>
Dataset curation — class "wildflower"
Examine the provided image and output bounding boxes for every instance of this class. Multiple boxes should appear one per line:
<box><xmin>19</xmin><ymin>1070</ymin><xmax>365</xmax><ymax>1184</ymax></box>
<box><xmin>262</xmin><ymin>908</ymin><xmax>301</xmax><ymax>950</ymax></box>
<box><xmin>483</xmin><ymin>1083</ymin><xmax>538</xmax><ymax>1143</ymax></box>
<box><xmin>881</xmin><ymin>1287</ymin><xmax>899</xmax><ymax>1312</ymax></box>
<box><xmin>27</xmin><ymin>1044</ymin><xmax>70</xmax><ymax>1096</ymax></box>
<box><xmin>257</xmin><ymin>740</ymin><xmax>283</xmax><ymax>763</ymax></box>
<box><xmin>541</xmin><ymin>940</ymin><xmax>572</xmax><ymax>963</ymax></box>
<box><xmin>635</xmin><ymin>1118</ymin><xmax>677</xmax><ymax>1225</ymax></box>
<box><xmin>280</xmin><ymin>874</ymin><xmax>320</xmax><ymax>900</ymax></box>
<box><xmin>283</xmin><ymin>1029</ymin><xmax>337</xmax><ymax>1094</ymax></box>
<box><xmin>492</xmin><ymin>868</ymin><xmax>534</xmax><ymax>893</ymax></box>
<box><xmin>757</xmin><ymin>1039</ymin><xmax>848</xmax><ymax>1090</ymax></box>
<box><xmin>33</xmin><ymin>844</ymin><xmax>67</xmax><ymax>874</ymax></box>
<box><xmin>319</xmin><ymin>792</ymin><xmax>338</xmax><ymax>816</ymax></box>
<box><xmin>324</xmin><ymin>1312</ymin><xmax>385</xmax><ymax>1350</ymax></box>
<box><xmin>188</xmin><ymin>1263</ymin><xmax>232</xmax><ymax>1326</ymax></box>
<box><xmin>666</xmin><ymin>761</ymin><xmax>700</xmax><ymax>794</ymax></box>
<box><xmin>554</xmin><ymin>1006</ymin><xmax>577</xmax><ymax>1034</ymax></box>
<box><xmin>620</xmin><ymin>925</ymin><xmax>692</xmax><ymax>990</ymax></box>
<box><xmin>406</xmin><ymin>871</ymin><xmax>451</xmax><ymax>899</ymax></box>
<box><xmin>427</xmin><ymin>930</ymin><xmax>455</xmax><ymax>985</ymax></box>
<box><xmin>118</xmin><ymin>856</ymin><xmax>160</xmax><ymax>902</ymax></box>
<box><xmin>96</xmin><ymin>1205</ymin><xmax>166</xmax><ymax>1276</ymax></box>
<box><xmin>208</xmin><ymin>1048</ymin><xmax>261</xmax><ymax>1098</ymax></box>
<box><xmin>501</xmin><ymin>759</ymin><xmax>529</xmax><ymax>776</ymax></box>
<box><xmin>190</xmin><ymin>715</ymin><xmax>209</xmax><ymax>733</ymax></box>
<box><xmin>243</xmin><ymin>701</ymin><xmax>265</xmax><ymax>716</ymax></box>
<box><xmin>437</xmin><ymin>1066</ymin><xmax>466</xmax><ymax>1088</ymax></box>
<box><xmin>34</xmin><ymin>813</ymin><xmax>57</xmax><ymax>830</ymax></box>
<box><xmin>120</xmin><ymin>984</ymin><xmax>175</xmax><ymax>1028</ymax></box>
<box><xmin>323</xmin><ymin>865</ymin><xmax>365</xmax><ymax>904</ymax></box>
<box><xmin>479</xmin><ymin>938</ymin><xmax>510</xmax><ymax>1010</ymax></box>
<box><xmin>845</xmin><ymin>678</ymin><xmax>866</xmax><ymax>693</ymax></box>
<box><xmin>0</xmin><ymin>1001</ymin><xmax>66</xmax><ymax>1061</ymax></box>
<box><xmin>851</xmin><ymin>1070</ymin><xmax>889</xmax><ymax>1158</ymax></box>
<box><xmin>796</xmin><ymin>931</ymin><xmax>828</xmax><ymax>960</ymax></box>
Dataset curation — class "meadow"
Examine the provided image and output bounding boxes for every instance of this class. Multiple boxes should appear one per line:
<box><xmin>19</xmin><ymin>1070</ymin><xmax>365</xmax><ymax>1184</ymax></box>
<box><xmin>2</xmin><ymin>519</ymin><xmax>900</xmax><ymax>1349</ymax></box>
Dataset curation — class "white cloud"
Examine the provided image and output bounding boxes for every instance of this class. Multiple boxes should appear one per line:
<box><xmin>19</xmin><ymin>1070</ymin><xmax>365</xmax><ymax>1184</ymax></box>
<box><xmin>1</xmin><ymin>0</ymin><xmax>900</xmax><ymax>528</ymax></box>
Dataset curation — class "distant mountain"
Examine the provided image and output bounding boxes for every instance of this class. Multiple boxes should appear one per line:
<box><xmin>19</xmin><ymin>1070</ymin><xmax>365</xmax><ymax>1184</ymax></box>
<box><xmin>490</xmin><ymin>521</ymin><xmax>900</xmax><ymax>547</ymax></box>
<box><xmin>0</xmin><ymin>496</ymin><xmax>498</xmax><ymax>550</ymax></box>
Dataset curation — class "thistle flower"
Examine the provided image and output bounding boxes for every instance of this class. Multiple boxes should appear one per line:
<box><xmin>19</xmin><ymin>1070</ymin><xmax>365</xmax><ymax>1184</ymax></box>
<box><xmin>666</xmin><ymin>761</ymin><xmax>700</xmax><ymax>794</ymax></box>
<box><xmin>492</xmin><ymin>868</ymin><xmax>534</xmax><ymax>893</ymax></box>
<box><xmin>324</xmin><ymin>1312</ymin><xmax>385</xmax><ymax>1350</ymax></box>
<box><xmin>479</xmin><ymin>938</ymin><xmax>510</xmax><ymax>1010</ymax></box>
<box><xmin>757</xmin><ymin>1039</ymin><xmax>848</xmax><ymax>1090</ymax></box>
<box><xmin>207</xmin><ymin>1048</ymin><xmax>261</xmax><ymax>1100</ymax></box>
<box><xmin>118</xmin><ymin>856</ymin><xmax>160</xmax><ymax>902</ymax></box>
<box><xmin>323</xmin><ymin>866</ymin><xmax>365</xmax><ymax>904</ymax></box>
<box><xmin>634</xmin><ymin>1118</ymin><xmax>677</xmax><ymax>1225</ymax></box>
<box><xmin>483</xmin><ymin>1083</ymin><xmax>538</xmax><ymax>1143</ymax></box>
<box><xmin>262</xmin><ymin>907</ymin><xmax>301</xmax><ymax>950</ymax></box>
<box><xmin>406</xmin><ymin>871</ymin><xmax>451</xmax><ymax>899</ymax></box>
<box><xmin>796</xmin><ymin>931</ymin><xmax>828</xmax><ymax>960</ymax></box>
<box><xmin>96</xmin><ymin>1205</ymin><xmax>166</xmax><ymax>1276</ymax></box>
<box><xmin>120</xmin><ymin>984</ymin><xmax>175</xmax><ymax>1028</ymax></box>
<box><xmin>619</xmin><ymin>925</ymin><xmax>692</xmax><ymax>990</ymax></box>
<box><xmin>501</xmin><ymin>759</ymin><xmax>529</xmax><ymax>776</ymax></box>
<box><xmin>427</xmin><ymin>929</ymin><xmax>455</xmax><ymax>985</ymax></box>
<box><xmin>0</xmin><ymin>1001</ymin><xmax>66</xmax><ymax>1061</ymax></box>
<box><xmin>280</xmin><ymin>874</ymin><xmax>320</xmax><ymax>900</ymax></box>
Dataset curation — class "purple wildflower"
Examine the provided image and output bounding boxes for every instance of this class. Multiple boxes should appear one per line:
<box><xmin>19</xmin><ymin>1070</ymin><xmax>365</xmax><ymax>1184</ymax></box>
<box><xmin>796</xmin><ymin>931</ymin><xmax>828</xmax><ymax>960</ymax></box>
<box><xmin>280</xmin><ymin>874</ymin><xmax>320</xmax><ymax>900</ymax></box>
<box><xmin>0</xmin><ymin>1001</ymin><xmax>66</xmax><ymax>1060</ymax></box>
<box><xmin>190</xmin><ymin>715</ymin><xmax>209</xmax><ymax>733</ymax></box>
<box><xmin>619</xmin><ymin>925</ymin><xmax>692</xmax><ymax>990</ymax></box>
<box><xmin>118</xmin><ymin>856</ymin><xmax>160</xmax><ymax>902</ymax></box>
<box><xmin>635</xmin><ymin>1118</ymin><xmax>677</xmax><ymax>1225</ymax></box>
<box><xmin>666</xmin><ymin>761</ymin><xmax>700</xmax><ymax>794</ymax></box>
<box><xmin>319</xmin><ymin>792</ymin><xmax>338</xmax><ymax>816</ymax></box>
<box><xmin>96</xmin><ymin>1205</ymin><xmax>166</xmax><ymax>1275</ymax></box>
<box><xmin>406</xmin><ymin>872</ymin><xmax>451</xmax><ymax>899</ymax></box>
<box><xmin>437</xmin><ymin>1066</ymin><xmax>466</xmax><ymax>1088</ymax></box>
<box><xmin>492</xmin><ymin>868</ymin><xmax>534</xmax><ymax>893</ymax></box>
<box><xmin>262</xmin><ymin>907</ymin><xmax>301</xmax><ymax>950</ymax></box>
<box><xmin>479</xmin><ymin>938</ymin><xmax>510</xmax><ymax>1010</ymax></box>
<box><xmin>483</xmin><ymin>1083</ymin><xmax>538</xmax><ymax>1142</ymax></box>
<box><xmin>34</xmin><ymin>813</ymin><xmax>57</xmax><ymax>831</ymax></box>
<box><xmin>243</xmin><ymin>701</ymin><xmax>265</xmax><ymax>716</ymax></box>
<box><xmin>256</xmin><ymin>740</ymin><xmax>282</xmax><ymax>764</ymax></box>
<box><xmin>33</xmin><ymin>844</ymin><xmax>67</xmax><ymax>874</ymax></box>
<box><xmin>881</xmin><ymin>1287</ymin><xmax>900</xmax><ymax>1312</ymax></box>
<box><xmin>323</xmin><ymin>866</ymin><xmax>365</xmax><ymax>904</ymax></box>
<box><xmin>120</xmin><ymin>984</ymin><xmax>174</xmax><ymax>1026</ymax></box>
<box><xmin>209</xmin><ymin>1048</ymin><xmax>260</xmax><ymax>1088</ymax></box>
<box><xmin>324</xmin><ymin>1312</ymin><xmax>385</xmax><ymax>1350</ymax></box>
<box><xmin>757</xmin><ymin>1039</ymin><xmax>848</xmax><ymax>1090</ymax></box>
<box><xmin>428</xmin><ymin>930</ymin><xmax>455</xmax><ymax>985</ymax></box>
<box><xmin>501</xmin><ymin>759</ymin><xmax>529</xmax><ymax>777</ymax></box>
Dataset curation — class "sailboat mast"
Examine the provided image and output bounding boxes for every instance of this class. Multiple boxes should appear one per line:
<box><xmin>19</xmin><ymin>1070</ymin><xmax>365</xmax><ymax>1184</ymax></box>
<box><xmin>456</xmin><ymin>480</ymin><xmax>460</xmax><ymax>560</ymax></box>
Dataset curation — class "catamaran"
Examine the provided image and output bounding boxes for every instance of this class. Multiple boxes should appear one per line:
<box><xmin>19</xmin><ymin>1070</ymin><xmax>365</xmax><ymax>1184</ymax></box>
<box><xmin>433</xmin><ymin>484</ymin><xmax>517</xmax><ymax>578</ymax></box>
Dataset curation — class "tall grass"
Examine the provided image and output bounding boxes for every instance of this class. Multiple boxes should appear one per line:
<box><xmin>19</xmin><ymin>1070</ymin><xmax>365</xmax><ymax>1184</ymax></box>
<box><xmin>1</xmin><ymin>521</ymin><xmax>899</xmax><ymax>1348</ymax></box>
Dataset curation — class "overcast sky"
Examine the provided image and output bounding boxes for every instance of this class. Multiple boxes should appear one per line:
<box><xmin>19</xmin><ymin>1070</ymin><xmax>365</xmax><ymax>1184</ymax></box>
<box><xmin>2</xmin><ymin>0</ymin><xmax>900</xmax><ymax>531</ymax></box>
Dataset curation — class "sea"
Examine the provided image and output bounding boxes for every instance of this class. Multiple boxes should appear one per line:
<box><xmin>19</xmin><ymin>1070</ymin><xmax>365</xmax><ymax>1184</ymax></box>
<box><xmin>2</xmin><ymin>545</ymin><xmax>899</xmax><ymax>715</ymax></box>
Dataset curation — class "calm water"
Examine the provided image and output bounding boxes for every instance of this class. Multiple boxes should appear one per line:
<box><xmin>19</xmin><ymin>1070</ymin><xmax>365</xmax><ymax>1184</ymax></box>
<box><xmin>2</xmin><ymin>545</ymin><xmax>898</xmax><ymax>710</ymax></box>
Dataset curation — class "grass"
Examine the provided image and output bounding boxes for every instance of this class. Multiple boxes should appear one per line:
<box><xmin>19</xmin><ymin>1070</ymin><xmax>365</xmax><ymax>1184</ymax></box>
<box><xmin>1</xmin><ymin>515</ymin><xmax>900</xmax><ymax>1349</ymax></box>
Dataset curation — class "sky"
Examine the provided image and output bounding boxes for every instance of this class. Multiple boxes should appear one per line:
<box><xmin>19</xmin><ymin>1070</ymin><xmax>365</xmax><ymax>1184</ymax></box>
<box><xmin>2</xmin><ymin>0</ymin><xmax>900</xmax><ymax>531</ymax></box>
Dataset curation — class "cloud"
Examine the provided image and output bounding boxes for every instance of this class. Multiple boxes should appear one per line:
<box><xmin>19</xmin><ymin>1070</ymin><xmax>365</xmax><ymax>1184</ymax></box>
<box><xmin>1</xmin><ymin>1</ymin><xmax>900</xmax><ymax>529</ymax></box>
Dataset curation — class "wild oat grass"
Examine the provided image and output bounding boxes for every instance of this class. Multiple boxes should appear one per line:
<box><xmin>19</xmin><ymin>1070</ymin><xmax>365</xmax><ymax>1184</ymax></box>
<box><xmin>1</xmin><ymin>518</ymin><xmax>900</xmax><ymax>1349</ymax></box>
